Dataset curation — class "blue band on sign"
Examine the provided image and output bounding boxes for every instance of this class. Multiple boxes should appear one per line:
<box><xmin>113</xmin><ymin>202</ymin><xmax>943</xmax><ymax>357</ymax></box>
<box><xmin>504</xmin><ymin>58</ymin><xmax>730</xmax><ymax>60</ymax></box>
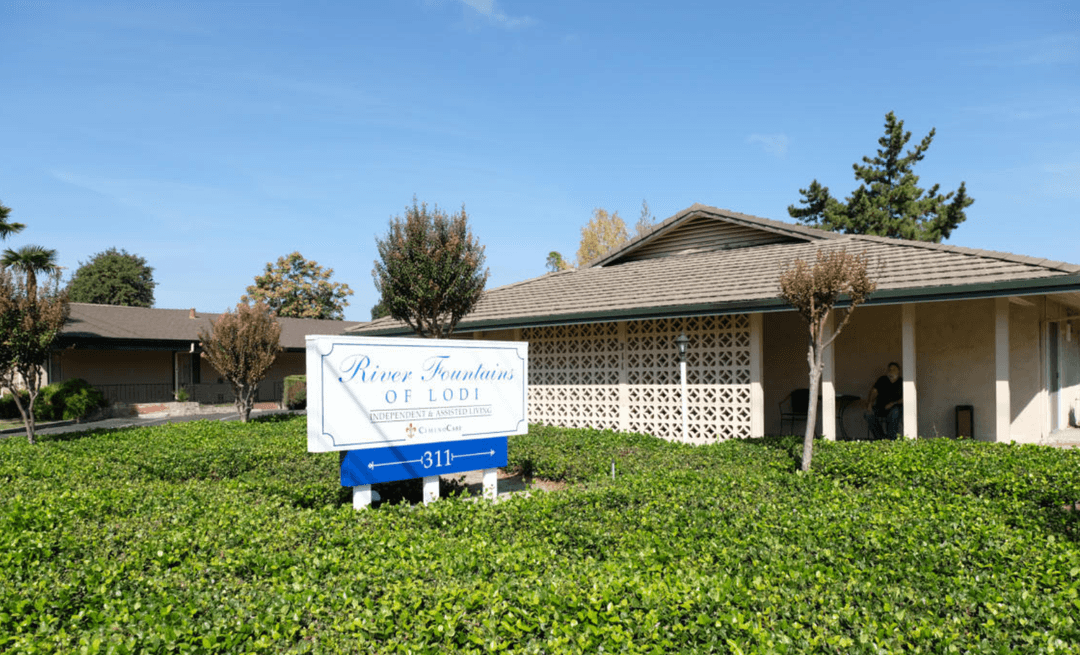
<box><xmin>340</xmin><ymin>436</ymin><xmax>509</xmax><ymax>486</ymax></box>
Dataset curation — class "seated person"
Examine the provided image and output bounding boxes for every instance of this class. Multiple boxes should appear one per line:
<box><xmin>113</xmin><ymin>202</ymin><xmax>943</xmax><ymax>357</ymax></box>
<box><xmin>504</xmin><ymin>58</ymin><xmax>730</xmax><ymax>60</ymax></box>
<box><xmin>864</xmin><ymin>362</ymin><xmax>903</xmax><ymax>440</ymax></box>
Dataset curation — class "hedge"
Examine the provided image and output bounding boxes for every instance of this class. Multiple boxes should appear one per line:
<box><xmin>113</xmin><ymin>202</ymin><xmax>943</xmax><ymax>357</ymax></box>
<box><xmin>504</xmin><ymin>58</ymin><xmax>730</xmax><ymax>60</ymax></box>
<box><xmin>1</xmin><ymin>420</ymin><xmax>1077</xmax><ymax>653</ymax></box>
<box><xmin>283</xmin><ymin>375</ymin><xmax>306</xmax><ymax>410</ymax></box>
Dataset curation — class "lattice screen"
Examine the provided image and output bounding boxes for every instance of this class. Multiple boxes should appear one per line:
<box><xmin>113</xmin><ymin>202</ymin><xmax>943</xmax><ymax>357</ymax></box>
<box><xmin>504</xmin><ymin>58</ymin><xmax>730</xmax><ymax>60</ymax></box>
<box><xmin>525</xmin><ymin>322</ymin><xmax>621</xmax><ymax>431</ymax></box>
<box><xmin>523</xmin><ymin>315</ymin><xmax>752</xmax><ymax>443</ymax></box>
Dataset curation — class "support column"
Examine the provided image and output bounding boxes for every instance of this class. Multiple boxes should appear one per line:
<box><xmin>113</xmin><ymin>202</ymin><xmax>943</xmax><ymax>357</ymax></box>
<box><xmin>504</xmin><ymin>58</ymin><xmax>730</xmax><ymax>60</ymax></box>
<box><xmin>353</xmin><ymin>485</ymin><xmax>373</xmax><ymax>510</ymax></box>
<box><xmin>749</xmin><ymin>313</ymin><xmax>764</xmax><ymax>438</ymax></box>
<box><xmin>995</xmin><ymin>297</ymin><xmax>1011</xmax><ymax>442</ymax></box>
<box><xmin>902</xmin><ymin>304</ymin><xmax>918</xmax><ymax>439</ymax></box>
<box><xmin>482</xmin><ymin>468</ymin><xmax>498</xmax><ymax>500</ymax></box>
<box><xmin>821</xmin><ymin>313</ymin><xmax>836</xmax><ymax>441</ymax></box>
<box><xmin>617</xmin><ymin>321</ymin><xmax>629</xmax><ymax>433</ymax></box>
<box><xmin>422</xmin><ymin>475</ymin><xmax>440</xmax><ymax>505</ymax></box>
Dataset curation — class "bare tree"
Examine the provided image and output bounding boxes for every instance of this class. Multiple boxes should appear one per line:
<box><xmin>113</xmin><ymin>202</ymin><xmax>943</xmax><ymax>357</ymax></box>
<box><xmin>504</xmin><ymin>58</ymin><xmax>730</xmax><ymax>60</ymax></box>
<box><xmin>0</xmin><ymin>269</ymin><xmax>69</xmax><ymax>444</ymax></box>
<box><xmin>198</xmin><ymin>302</ymin><xmax>281</xmax><ymax>422</ymax></box>
<box><xmin>634</xmin><ymin>199</ymin><xmax>655</xmax><ymax>238</ymax></box>
<box><xmin>778</xmin><ymin>248</ymin><xmax>877</xmax><ymax>471</ymax></box>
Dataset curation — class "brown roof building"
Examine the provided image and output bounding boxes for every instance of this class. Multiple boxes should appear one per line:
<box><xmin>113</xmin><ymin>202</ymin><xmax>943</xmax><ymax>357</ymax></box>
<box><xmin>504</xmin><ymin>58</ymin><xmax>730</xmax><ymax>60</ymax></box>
<box><xmin>354</xmin><ymin>204</ymin><xmax>1080</xmax><ymax>444</ymax></box>
<box><xmin>53</xmin><ymin>303</ymin><xmax>362</xmax><ymax>405</ymax></box>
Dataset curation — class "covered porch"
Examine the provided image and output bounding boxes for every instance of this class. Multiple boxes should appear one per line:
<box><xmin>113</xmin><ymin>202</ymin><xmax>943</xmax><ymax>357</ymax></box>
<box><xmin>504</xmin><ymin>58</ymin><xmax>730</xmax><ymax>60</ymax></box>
<box><xmin>468</xmin><ymin>291</ymin><xmax>1080</xmax><ymax>444</ymax></box>
<box><xmin>765</xmin><ymin>293</ymin><xmax>1080</xmax><ymax>443</ymax></box>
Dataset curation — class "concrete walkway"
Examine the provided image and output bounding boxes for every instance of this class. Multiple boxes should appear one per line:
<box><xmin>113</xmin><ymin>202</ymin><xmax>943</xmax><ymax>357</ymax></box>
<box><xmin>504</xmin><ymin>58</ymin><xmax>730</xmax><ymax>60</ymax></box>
<box><xmin>1043</xmin><ymin>428</ymin><xmax>1080</xmax><ymax>449</ymax></box>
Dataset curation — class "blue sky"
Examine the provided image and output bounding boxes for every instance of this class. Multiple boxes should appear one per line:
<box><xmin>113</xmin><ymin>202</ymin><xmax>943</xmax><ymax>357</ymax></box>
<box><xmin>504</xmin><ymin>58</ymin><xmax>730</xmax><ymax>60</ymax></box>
<box><xmin>2</xmin><ymin>0</ymin><xmax>1076</xmax><ymax>322</ymax></box>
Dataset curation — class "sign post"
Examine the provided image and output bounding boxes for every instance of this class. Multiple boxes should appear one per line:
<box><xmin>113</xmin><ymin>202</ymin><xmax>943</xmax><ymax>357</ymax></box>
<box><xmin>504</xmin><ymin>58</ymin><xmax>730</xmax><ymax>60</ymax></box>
<box><xmin>306</xmin><ymin>335</ymin><xmax>528</xmax><ymax>508</ymax></box>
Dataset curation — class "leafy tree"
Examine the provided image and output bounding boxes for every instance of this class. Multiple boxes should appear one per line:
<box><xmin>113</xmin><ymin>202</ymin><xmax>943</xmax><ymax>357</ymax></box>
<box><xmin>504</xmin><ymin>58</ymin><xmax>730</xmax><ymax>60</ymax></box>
<box><xmin>0</xmin><ymin>200</ymin><xmax>25</xmax><ymax>240</ymax></box>
<box><xmin>634</xmin><ymin>199</ymin><xmax>655</xmax><ymax>237</ymax></box>
<box><xmin>576</xmin><ymin>208</ymin><xmax>629</xmax><ymax>266</ymax></box>
<box><xmin>0</xmin><ymin>269</ymin><xmax>69</xmax><ymax>444</ymax></box>
<box><xmin>373</xmin><ymin>197</ymin><xmax>489</xmax><ymax>339</ymax></box>
<box><xmin>778</xmin><ymin>248</ymin><xmax>877</xmax><ymax>472</ymax></box>
<box><xmin>1</xmin><ymin>245</ymin><xmax>59</xmax><ymax>304</ymax></box>
<box><xmin>545</xmin><ymin>251</ymin><xmax>571</xmax><ymax>273</ymax></box>
<box><xmin>788</xmin><ymin>112</ymin><xmax>974</xmax><ymax>243</ymax></box>
<box><xmin>198</xmin><ymin>302</ymin><xmax>281</xmax><ymax>423</ymax></box>
<box><xmin>67</xmin><ymin>247</ymin><xmax>156</xmax><ymax>307</ymax></box>
<box><xmin>370</xmin><ymin>301</ymin><xmax>389</xmax><ymax>321</ymax></box>
<box><xmin>242</xmin><ymin>252</ymin><xmax>353</xmax><ymax>320</ymax></box>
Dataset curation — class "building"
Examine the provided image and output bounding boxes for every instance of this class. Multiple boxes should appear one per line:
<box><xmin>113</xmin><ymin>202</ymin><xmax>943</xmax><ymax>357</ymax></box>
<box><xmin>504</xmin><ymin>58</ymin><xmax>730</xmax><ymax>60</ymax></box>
<box><xmin>353</xmin><ymin>204</ymin><xmax>1080</xmax><ymax>444</ymax></box>
<box><xmin>53</xmin><ymin>303</ymin><xmax>361</xmax><ymax>404</ymax></box>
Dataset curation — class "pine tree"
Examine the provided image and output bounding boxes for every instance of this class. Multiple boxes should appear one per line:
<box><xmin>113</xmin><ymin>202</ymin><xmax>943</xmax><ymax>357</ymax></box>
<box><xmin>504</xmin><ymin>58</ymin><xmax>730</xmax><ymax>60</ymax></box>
<box><xmin>545</xmin><ymin>251</ymin><xmax>571</xmax><ymax>273</ymax></box>
<box><xmin>789</xmin><ymin>112</ymin><xmax>973</xmax><ymax>243</ymax></box>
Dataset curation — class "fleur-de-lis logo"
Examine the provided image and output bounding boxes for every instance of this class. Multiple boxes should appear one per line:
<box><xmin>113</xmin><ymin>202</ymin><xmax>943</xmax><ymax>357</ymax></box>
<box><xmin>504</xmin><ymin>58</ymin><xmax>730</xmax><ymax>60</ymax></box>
<box><xmin>405</xmin><ymin>423</ymin><xmax>417</xmax><ymax>439</ymax></box>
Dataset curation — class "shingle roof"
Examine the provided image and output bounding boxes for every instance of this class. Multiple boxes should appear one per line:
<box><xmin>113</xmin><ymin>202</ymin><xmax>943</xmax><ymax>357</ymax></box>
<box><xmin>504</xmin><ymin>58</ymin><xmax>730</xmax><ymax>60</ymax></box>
<box><xmin>354</xmin><ymin>204</ymin><xmax>1080</xmax><ymax>335</ymax></box>
<box><xmin>60</xmin><ymin>303</ymin><xmax>363</xmax><ymax>350</ymax></box>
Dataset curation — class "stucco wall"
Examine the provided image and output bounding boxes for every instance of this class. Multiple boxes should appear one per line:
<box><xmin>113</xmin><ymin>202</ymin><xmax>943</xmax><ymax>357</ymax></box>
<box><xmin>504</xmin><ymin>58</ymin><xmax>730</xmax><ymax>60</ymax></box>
<box><xmin>905</xmin><ymin>299</ymin><xmax>996</xmax><ymax>440</ymax></box>
<box><xmin>1062</xmin><ymin>325</ymin><xmax>1080</xmax><ymax>428</ymax></box>
<box><xmin>761</xmin><ymin>311</ymin><xmax>811</xmax><ymax>435</ymax></box>
<box><xmin>1008</xmin><ymin>301</ymin><xmax>1044</xmax><ymax>443</ymax></box>
<box><xmin>56</xmin><ymin>349</ymin><xmax>173</xmax><ymax>386</ymax></box>
<box><xmin>197</xmin><ymin>351</ymin><xmax>304</xmax><ymax>385</ymax></box>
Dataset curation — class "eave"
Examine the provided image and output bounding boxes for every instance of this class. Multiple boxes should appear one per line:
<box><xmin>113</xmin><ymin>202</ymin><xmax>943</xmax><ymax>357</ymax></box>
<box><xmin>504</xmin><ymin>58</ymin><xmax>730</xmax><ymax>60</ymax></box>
<box><xmin>356</xmin><ymin>274</ymin><xmax>1080</xmax><ymax>336</ymax></box>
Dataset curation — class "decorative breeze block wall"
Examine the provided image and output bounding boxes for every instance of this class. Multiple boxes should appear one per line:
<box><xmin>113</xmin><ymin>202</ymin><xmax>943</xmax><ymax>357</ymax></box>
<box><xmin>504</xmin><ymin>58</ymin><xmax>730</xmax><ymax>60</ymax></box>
<box><xmin>523</xmin><ymin>315</ymin><xmax>752</xmax><ymax>443</ymax></box>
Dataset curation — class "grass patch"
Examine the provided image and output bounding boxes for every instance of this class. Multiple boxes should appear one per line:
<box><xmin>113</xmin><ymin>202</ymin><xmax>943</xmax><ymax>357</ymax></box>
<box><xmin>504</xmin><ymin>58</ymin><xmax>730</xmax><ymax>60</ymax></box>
<box><xmin>1</xmin><ymin>419</ymin><xmax>1078</xmax><ymax>653</ymax></box>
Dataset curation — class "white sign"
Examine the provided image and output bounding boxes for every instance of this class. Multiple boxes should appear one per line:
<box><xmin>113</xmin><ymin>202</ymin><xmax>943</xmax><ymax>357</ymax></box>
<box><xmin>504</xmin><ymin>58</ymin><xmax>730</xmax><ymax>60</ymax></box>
<box><xmin>306</xmin><ymin>335</ymin><xmax>528</xmax><ymax>452</ymax></box>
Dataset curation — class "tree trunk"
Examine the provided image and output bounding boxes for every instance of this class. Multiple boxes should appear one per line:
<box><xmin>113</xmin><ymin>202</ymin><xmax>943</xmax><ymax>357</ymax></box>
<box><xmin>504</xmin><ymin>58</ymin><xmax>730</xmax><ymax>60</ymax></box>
<box><xmin>10</xmin><ymin>390</ymin><xmax>37</xmax><ymax>445</ymax></box>
<box><xmin>234</xmin><ymin>383</ymin><xmax>255</xmax><ymax>423</ymax></box>
<box><xmin>801</xmin><ymin>343</ymin><xmax>824</xmax><ymax>472</ymax></box>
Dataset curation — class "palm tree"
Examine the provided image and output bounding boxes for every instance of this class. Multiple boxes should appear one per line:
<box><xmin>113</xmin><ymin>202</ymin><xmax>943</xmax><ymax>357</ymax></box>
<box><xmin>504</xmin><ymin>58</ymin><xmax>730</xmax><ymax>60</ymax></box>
<box><xmin>1</xmin><ymin>245</ymin><xmax>59</xmax><ymax>302</ymax></box>
<box><xmin>0</xmin><ymin>201</ymin><xmax>26</xmax><ymax>241</ymax></box>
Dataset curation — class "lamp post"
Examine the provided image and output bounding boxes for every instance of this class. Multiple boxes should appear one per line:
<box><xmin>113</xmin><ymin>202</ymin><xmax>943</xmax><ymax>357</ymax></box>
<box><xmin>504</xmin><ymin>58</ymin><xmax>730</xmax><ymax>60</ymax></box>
<box><xmin>675</xmin><ymin>333</ymin><xmax>690</xmax><ymax>442</ymax></box>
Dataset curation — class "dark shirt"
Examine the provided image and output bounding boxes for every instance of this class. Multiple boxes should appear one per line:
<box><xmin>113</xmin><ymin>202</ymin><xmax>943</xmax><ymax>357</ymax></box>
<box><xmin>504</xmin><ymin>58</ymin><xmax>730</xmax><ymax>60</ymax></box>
<box><xmin>873</xmin><ymin>375</ymin><xmax>903</xmax><ymax>414</ymax></box>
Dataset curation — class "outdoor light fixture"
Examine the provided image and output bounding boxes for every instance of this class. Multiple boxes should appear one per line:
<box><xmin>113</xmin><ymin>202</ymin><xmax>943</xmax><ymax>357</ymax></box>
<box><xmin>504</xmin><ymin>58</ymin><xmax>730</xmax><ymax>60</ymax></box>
<box><xmin>675</xmin><ymin>333</ymin><xmax>690</xmax><ymax>363</ymax></box>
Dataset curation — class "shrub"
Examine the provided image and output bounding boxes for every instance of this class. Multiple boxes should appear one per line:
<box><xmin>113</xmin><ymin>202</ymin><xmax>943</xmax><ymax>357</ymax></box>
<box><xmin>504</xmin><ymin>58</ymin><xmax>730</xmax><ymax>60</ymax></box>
<box><xmin>2</xmin><ymin>420</ymin><xmax>1079</xmax><ymax>653</ymax></box>
<box><xmin>31</xmin><ymin>378</ymin><xmax>106</xmax><ymax>422</ymax></box>
<box><xmin>283</xmin><ymin>375</ymin><xmax>306</xmax><ymax>410</ymax></box>
<box><xmin>32</xmin><ymin>384</ymin><xmax>60</xmax><ymax>421</ymax></box>
<box><xmin>0</xmin><ymin>390</ymin><xmax>29</xmax><ymax>419</ymax></box>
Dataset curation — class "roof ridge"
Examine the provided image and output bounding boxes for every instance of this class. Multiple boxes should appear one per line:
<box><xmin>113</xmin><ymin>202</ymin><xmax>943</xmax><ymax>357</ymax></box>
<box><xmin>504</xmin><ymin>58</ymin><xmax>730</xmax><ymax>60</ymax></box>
<box><xmin>588</xmin><ymin>203</ymin><xmax>838</xmax><ymax>268</ymax></box>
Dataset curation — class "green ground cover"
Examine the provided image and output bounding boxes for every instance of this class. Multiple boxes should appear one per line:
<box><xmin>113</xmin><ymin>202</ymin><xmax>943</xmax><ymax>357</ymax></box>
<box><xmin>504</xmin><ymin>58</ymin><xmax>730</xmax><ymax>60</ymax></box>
<box><xmin>1</xmin><ymin>418</ymin><xmax>1078</xmax><ymax>654</ymax></box>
